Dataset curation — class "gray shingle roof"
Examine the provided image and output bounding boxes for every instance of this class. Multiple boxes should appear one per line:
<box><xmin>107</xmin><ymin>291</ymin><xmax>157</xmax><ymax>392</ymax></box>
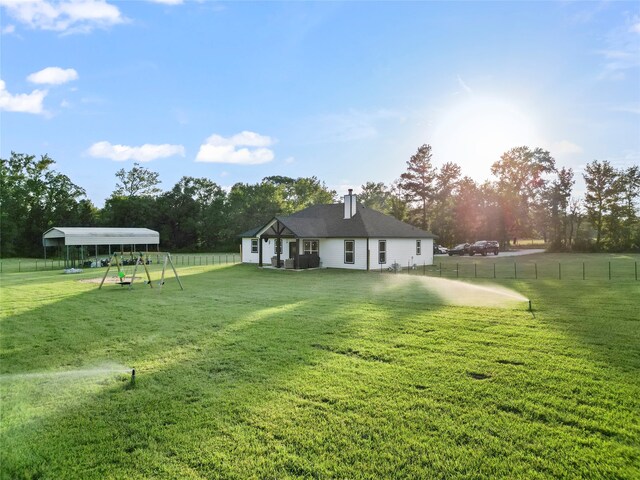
<box><xmin>242</xmin><ymin>203</ymin><xmax>436</xmax><ymax>239</ymax></box>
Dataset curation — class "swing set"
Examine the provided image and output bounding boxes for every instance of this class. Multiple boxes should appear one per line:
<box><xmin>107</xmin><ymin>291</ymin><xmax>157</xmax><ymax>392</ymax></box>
<box><xmin>98</xmin><ymin>252</ymin><xmax>183</xmax><ymax>290</ymax></box>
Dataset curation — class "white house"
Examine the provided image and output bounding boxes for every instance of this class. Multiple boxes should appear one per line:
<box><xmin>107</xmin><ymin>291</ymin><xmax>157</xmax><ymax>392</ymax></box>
<box><xmin>240</xmin><ymin>190</ymin><xmax>436</xmax><ymax>271</ymax></box>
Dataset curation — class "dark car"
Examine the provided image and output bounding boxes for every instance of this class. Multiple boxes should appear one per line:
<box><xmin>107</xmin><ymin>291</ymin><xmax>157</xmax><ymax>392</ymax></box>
<box><xmin>469</xmin><ymin>240</ymin><xmax>499</xmax><ymax>256</ymax></box>
<box><xmin>448</xmin><ymin>243</ymin><xmax>470</xmax><ymax>256</ymax></box>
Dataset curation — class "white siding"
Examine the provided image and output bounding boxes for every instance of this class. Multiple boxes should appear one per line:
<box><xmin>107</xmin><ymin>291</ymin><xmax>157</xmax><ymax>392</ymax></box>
<box><xmin>369</xmin><ymin>238</ymin><xmax>434</xmax><ymax>271</ymax></box>
<box><xmin>241</xmin><ymin>236</ymin><xmax>434</xmax><ymax>270</ymax></box>
<box><xmin>317</xmin><ymin>238</ymin><xmax>368</xmax><ymax>270</ymax></box>
<box><xmin>241</xmin><ymin>238</ymin><xmax>294</xmax><ymax>264</ymax></box>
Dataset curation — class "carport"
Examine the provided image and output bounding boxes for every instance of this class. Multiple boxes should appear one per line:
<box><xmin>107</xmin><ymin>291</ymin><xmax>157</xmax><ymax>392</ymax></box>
<box><xmin>42</xmin><ymin>227</ymin><xmax>160</xmax><ymax>268</ymax></box>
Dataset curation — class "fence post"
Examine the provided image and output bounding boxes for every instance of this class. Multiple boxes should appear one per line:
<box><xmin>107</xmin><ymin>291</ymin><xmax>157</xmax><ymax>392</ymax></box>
<box><xmin>535</xmin><ymin>263</ymin><xmax>538</xmax><ymax>280</ymax></box>
<box><xmin>514</xmin><ymin>262</ymin><xmax>517</xmax><ymax>279</ymax></box>
<box><xmin>19</xmin><ymin>260</ymin><xmax>21</xmax><ymax>273</ymax></box>
<box><xmin>456</xmin><ymin>263</ymin><xmax>459</xmax><ymax>278</ymax></box>
<box><xmin>493</xmin><ymin>263</ymin><xmax>496</xmax><ymax>279</ymax></box>
<box><xmin>439</xmin><ymin>262</ymin><xmax>442</xmax><ymax>277</ymax></box>
<box><xmin>474</xmin><ymin>263</ymin><xmax>477</xmax><ymax>278</ymax></box>
<box><xmin>558</xmin><ymin>262</ymin><xmax>561</xmax><ymax>280</ymax></box>
<box><xmin>609</xmin><ymin>261</ymin><xmax>611</xmax><ymax>280</ymax></box>
<box><xmin>36</xmin><ymin>260</ymin><xmax>38</xmax><ymax>271</ymax></box>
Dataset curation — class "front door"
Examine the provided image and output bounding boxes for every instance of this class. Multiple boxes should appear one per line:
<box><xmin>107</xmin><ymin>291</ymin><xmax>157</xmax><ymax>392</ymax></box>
<box><xmin>289</xmin><ymin>241</ymin><xmax>298</xmax><ymax>264</ymax></box>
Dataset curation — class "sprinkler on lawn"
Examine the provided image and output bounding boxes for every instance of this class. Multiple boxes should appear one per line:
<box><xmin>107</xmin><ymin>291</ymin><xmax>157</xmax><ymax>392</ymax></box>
<box><xmin>528</xmin><ymin>300</ymin><xmax>532</xmax><ymax>312</ymax></box>
<box><xmin>130</xmin><ymin>368</ymin><xmax>136</xmax><ymax>386</ymax></box>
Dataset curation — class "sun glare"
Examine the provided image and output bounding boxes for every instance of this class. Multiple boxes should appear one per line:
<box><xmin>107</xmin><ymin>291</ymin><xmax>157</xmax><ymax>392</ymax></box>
<box><xmin>431</xmin><ymin>97</ymin><xmax>540</xmax><ymax>181</ymax></box>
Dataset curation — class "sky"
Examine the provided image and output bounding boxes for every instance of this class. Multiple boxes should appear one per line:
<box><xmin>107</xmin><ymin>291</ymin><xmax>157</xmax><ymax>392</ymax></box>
<box><xmin>1</xmin><ymin>0</ymin><xmax>639</xmax><ymax>207</ymax></box>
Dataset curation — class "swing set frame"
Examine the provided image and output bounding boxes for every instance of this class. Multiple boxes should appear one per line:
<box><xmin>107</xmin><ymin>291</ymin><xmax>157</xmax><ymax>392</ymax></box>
<box><xmin>98</xmin><ymin>251</ymin><xmax>184</xmax><ymax>290</ymax></box>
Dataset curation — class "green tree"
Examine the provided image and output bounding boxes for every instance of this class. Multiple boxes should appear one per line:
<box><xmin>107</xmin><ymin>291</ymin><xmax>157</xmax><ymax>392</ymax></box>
<box><xmin>114</xmin><ymin>163</ymin><xmax>162</xmax><ymax>197</ymax></box>
<box><xmin>226</xmin><ymin>181</ymin><xmax>285</xmax><ymax>240</ymax></box>
<box><xmin>0</xmin><ymin>152</ymin><xmax>90</xmax><ymax>256</ymax></box>
<box><xmin>430</xmin><ymin>162</ymin><xmax>461</xmax><ymax>245</ymax></box>
<box><xmin>545</xmin><ymin>167</ymin><xmax>574</xmax><ymax>250</ymax></box>
<box><xmin>399</xmin><ymin>144</ymin><xmax>437</xmax><ymax>230</ymax></box>
<box><xmin>263</xmin><ymin>176</ymin><xmax>336</xmax><ymax>214</ymax></box>
<box><xmin>359</xmin><ymin>181</ymin><xmax>392</xmax><ymax>214</ymax></box>
<box><xmin>491</xmin><ymin>146</ymin><xmax>556</xmax><ymax>244</ymax></box>
<box><xmin>156</xmin><ymin>177</ymin><xmax>228</xmax><ymax>251</ymax></box>
<box><xmin>583</xmin><ymin>160</ymin><xmax>619</xmax><ymax>249</ymax></box>
<box><xmin>101</xmin><ymin>163</ymin><xmax>163</xmax><ymax>229</ymax></box>
<box><xmin>388</xmin><ymin>180</ymin><xmax>409</xmax><ymax>222</ymax></box>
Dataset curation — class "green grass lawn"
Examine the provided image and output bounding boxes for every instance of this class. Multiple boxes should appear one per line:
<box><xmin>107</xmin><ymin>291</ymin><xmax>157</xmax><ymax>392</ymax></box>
<box><xmin>1</xmin><ymin>254</ymin><xmax>639</xmax><ymax>479</ymax></box>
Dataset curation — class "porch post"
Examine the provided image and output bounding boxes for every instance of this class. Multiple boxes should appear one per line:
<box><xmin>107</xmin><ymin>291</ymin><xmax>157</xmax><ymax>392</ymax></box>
<box><xmin>275</xmin><ymin>221</ymin><xmax>282</xmax><ymax>268</ymax></box>
<box><xmin>366</xmin><ymin>238</ymin><xmax>370</xmax><ymax>271</ymax></box>
<box><xmin>258</xmin><ymin>235</ymin><xmax>263</xmax><ymax>267</ymax></box>
<box><xmin>295</xmin><ymin>238</ymin><xmax>300</xmax><ymax>269</ymax></box>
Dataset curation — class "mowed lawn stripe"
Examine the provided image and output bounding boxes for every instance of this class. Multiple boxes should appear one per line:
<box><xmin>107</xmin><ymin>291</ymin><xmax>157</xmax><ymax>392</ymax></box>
<box><xmin>1</xmin><ymin>260</ymin><xmax>638</xmax><ymax>479</ymax></box>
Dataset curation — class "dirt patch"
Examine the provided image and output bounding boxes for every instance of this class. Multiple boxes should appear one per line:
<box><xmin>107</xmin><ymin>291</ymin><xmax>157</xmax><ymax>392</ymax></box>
<box><xmin>79</xmin><ymin>276</ymin><xmax>136</xmax><ymax>285</ymax></box>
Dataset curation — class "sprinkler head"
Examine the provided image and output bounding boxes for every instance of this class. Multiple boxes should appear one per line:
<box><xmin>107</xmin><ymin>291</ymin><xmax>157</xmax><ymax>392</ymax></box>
<box><xmin>528</xmin><ymin>300</ymin><xmax>532</xmax><ymax>312</ymax></box>
<box><xmin>130</xmin><ymin>368</ymin><xmax>136</xmax><ymax>385</ymax></box>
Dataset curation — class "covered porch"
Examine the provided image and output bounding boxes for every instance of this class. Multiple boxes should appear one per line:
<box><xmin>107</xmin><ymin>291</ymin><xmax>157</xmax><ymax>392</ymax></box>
<box><xmin>256</xmin><ymin>219</ymin><xmax>319</xmax><ymax>269</ymax></box>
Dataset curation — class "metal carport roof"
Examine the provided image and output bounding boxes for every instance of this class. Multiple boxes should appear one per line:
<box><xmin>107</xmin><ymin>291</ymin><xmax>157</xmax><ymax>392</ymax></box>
<box><xmin>43</xmin><ymin>227</ymin><xmax>160</xmax><ymax>247</ymax></box>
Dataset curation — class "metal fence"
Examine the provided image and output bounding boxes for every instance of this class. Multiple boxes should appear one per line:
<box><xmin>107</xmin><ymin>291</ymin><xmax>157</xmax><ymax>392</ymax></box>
<box><xmin>380</xmin><ymin>260</ymin><xmax>639</xmax><ymax>281</ymax></box>
<box><xmin>0</xmin><ymin>254</ymin><xmax>240</xmax><ymax>274</ymax></box>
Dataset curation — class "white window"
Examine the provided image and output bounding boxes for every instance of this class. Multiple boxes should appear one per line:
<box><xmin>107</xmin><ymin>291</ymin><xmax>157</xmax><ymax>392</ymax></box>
<box><xmin>379</xmin><ymin>240</ymin><xmax>386</xmax><ymax>264</ymax></box>
<box><xmin>303</xmin><ymin>239</ymin><xmax>319</xmax><ymax>255</ymax></box>
<box><xmin>251</xmin><ymin>239</ymin><xmax>258</xmax><ymax>253</ymax></box>
<box><xmin>344</xmin><ymin>240</ymin><xmax>355</xmax><ymax>264</ymax></box>
<box><xmin>416</xmin><ymin>240</ymin><xmax>421</xmax><ymax>255</ymax></box>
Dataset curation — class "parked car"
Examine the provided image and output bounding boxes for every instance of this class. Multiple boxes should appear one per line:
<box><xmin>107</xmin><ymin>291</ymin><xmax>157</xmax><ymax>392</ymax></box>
<box><xmin>433</xmin><ymin>244</ymin><xmax>448</xmax><ymax>254</ymax></box>
<box><xmin>469</xmin><ymin>240</ymin><xmax>499</xmax><ymax>256</ymax></box>
<box><xmin>448</xmin><ymin>243</ymin><xmax>470</xmax><ymax>256</ymax></box>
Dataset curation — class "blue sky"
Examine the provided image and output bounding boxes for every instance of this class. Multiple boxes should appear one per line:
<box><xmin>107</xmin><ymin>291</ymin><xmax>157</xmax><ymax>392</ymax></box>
<box><xmin>1</xmin><ymin>0</ymin><xmax>639</xmax><ymax>206</ymax></box>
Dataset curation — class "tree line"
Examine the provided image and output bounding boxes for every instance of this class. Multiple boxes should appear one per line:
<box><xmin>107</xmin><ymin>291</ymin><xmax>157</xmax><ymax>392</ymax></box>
<box><xmin>1</xmin><ymin>148</ymin><xmax>639</xmax><ymax>257</ymax></box>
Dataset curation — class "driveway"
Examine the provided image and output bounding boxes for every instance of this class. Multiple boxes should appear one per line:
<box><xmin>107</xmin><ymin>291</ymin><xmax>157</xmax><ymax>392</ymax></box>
<box><xmin>436</xmin><ymin>249</ymin><xmax>545</xmax><ymax>259</ymax></box>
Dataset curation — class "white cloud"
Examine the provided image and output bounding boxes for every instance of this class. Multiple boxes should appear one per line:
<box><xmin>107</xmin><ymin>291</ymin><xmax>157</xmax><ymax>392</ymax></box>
<box><xmin>0</xmin><ymin>0</ymin><xmax>126</xmax><ymax>33</ymax></box>
<box><xmin>1</xmin><ymin>24</ymin><xmax>15</xmax><ymax>34</ymax></box>
<box><xmin>0</xmin><ymin>79</ymin><xmax>47</xmax><ymax>114</ymax></box>
<box><xmin>456</xmin><ymin>75</ymin><xmax>472</xmax><ymax>94</ymax></box>
<box><xmin>300</xmin><ymin>108</ymin><xmax>405</xmax><ymax>145</ymax></box>
<box><xmin>196</xmin><ymin>131</ymin><xmax>275</xmax><ymax>164</ymax></box>
<box><xmin>552</xmin><ymin>140</ymin><xmax>583</xmax><ymax>155</ymax></box>
<box><xmin>27</xmin><ymin>66</ymin><xmax>78</xmax><ymax>85</ymax></box>
<box><xmin>595</xmin><ymin>14</ymin><xmax>640</xmax><ymax>80</ymax></box>
<box><xmin>147</xmin><ymin>0</ymin><xmax>184</xmax><ymax>4</ymax></box>
<box><xmin>88</xmin><ymin>141</ymin><xmax>185</xmax><ymax>162</ymax></box>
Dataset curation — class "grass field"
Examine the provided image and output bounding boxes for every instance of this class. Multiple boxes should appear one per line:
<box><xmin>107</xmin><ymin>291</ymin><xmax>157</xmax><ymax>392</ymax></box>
<box><xmin>1</xmin><ymin>253</ymin><xmax>639</xmax><ymax>479</ymax></box>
